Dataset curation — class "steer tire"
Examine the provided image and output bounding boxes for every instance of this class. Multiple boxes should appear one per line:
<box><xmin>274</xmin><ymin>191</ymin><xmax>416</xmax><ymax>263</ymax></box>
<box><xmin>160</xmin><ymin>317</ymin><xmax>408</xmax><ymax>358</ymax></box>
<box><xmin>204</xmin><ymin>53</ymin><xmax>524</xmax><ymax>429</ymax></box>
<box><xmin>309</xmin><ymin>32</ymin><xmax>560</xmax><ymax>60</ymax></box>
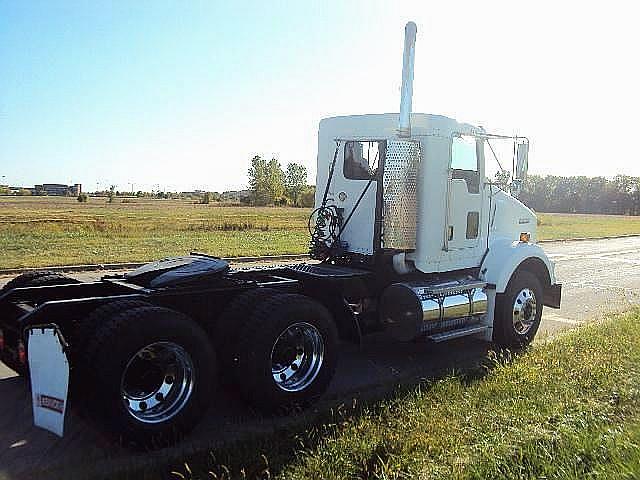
<box><xmin>207</xmin><ymin>287</ymin><xmax>281</xmax><ymax>383</ymax></box>
<box><xmin>234</xmin><ymin>293</ymin><xmax>338</xmax><ymax>412</ymax></box>
<box><xmin>1</xmin><ymin>271</ymin><xmax>79</xmax><ymax>293</ymax></box>
<box><xmin>493</xmin><ymin>271</ymin><xmax>543</xmax><ymax>349</ymax></box>
<box><xmin>81</xmin><ymin>305</ymin><xmax>215</xmax><ymax>448</ymax></box>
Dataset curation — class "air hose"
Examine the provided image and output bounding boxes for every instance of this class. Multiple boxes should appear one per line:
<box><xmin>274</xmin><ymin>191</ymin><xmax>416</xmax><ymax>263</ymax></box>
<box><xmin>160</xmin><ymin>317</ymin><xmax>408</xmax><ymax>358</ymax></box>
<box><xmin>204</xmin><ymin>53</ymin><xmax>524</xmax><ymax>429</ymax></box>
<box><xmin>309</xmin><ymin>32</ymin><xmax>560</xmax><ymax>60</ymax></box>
<box><xmin>309</xmin><ymin>142</ymin><xmax>342</xmax><ymax>259</ymax></box>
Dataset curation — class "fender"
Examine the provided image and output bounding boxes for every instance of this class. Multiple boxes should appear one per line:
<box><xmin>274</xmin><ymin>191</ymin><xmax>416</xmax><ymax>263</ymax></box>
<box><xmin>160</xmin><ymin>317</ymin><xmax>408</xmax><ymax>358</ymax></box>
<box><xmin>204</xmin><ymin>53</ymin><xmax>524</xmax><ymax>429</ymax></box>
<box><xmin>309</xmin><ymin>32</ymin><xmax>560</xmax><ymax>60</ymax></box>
<box><xmin>479</xmin><ymin>238</ymin><xmax>556</xmax><ymax>293</ymax></box>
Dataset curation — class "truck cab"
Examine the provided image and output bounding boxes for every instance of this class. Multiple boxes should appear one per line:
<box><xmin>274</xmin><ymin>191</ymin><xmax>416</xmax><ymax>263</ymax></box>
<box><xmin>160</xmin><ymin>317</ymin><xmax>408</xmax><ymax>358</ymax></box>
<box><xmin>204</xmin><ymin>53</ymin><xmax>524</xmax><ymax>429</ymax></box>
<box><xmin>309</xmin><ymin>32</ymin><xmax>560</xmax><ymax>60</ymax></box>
<box><xmin>314</xmin><ymin>112</ymin><xmax>542</xmax><ymax>277</ymax></box>
<box><xmin>309</xmin><ymin>22</ymin><xmax>561</xmax><ymax>347</ymax></box>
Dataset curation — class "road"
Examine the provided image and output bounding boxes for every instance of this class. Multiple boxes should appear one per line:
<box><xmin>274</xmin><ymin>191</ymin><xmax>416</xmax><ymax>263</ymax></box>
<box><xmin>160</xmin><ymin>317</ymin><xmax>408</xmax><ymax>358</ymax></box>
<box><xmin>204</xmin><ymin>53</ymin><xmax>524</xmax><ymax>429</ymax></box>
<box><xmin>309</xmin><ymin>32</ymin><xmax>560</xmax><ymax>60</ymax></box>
<box><xmin>1</xmin><ymin>237</ymin><xmax>639</xmax><ymax>479</ymax></box>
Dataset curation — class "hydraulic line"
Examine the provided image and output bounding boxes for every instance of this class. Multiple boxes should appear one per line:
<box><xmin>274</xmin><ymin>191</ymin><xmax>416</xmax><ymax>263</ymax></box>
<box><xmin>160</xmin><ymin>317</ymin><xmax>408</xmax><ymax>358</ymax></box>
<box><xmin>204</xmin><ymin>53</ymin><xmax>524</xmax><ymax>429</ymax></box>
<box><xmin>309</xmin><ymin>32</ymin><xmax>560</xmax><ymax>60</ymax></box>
<box><xmin>309</xmin><ymin>142</ymin><xmax>380</xmax><ymax>261</ymax></box>
<box><xmin>309</xmin><ymin>142</ymin><xmax>342</xmax><ymax>259</ymax></box>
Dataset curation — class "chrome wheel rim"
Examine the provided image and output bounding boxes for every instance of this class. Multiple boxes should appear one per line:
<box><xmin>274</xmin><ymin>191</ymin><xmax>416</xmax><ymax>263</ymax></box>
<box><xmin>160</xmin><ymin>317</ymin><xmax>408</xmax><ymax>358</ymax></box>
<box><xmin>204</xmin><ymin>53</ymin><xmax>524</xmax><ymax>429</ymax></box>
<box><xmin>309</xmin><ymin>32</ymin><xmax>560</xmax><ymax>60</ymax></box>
<box><xmin>120</xmin><ymin>342</ymin><xmax>195</xmax><ymax>424</ymax></box>
<box><xmin>270</xmin><ymin>322</ymin><xmax>324</xmax><ymax>392</ymax></box>
<box><xmin>512</xmin><ymin>288</ymin><xmax>537</xmax><ymax>335</ymax></box>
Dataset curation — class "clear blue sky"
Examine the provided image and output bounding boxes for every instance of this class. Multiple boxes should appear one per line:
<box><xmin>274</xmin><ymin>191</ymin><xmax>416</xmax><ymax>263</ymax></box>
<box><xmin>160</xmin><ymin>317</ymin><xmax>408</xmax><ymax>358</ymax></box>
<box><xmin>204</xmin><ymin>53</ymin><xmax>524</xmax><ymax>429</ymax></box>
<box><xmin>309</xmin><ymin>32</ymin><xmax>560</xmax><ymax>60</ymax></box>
<box><xmin>1</xmin><ymin>1</ymin><xmax>638</xmax><ymax>192</ymax></box>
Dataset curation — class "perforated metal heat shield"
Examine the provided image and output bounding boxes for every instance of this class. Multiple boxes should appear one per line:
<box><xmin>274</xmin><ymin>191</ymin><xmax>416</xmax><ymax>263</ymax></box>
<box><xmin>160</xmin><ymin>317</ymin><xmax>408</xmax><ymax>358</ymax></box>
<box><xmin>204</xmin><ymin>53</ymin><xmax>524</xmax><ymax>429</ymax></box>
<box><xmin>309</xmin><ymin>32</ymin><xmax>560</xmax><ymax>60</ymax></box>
<box><xmin>382</xmin><ymin>139</ymin><xmax>421</xmax><ymax>250</ymax></box>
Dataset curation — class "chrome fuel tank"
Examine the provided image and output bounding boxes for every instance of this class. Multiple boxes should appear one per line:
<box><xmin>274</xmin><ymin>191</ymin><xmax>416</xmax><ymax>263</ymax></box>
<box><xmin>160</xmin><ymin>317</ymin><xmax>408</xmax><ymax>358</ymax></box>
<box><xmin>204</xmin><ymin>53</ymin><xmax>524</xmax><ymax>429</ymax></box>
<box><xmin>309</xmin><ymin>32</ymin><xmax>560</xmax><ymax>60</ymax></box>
<box><xmin>380</xmin><ymin>278</ymin><xmax>488</xmax><ymax>341</ymax></box>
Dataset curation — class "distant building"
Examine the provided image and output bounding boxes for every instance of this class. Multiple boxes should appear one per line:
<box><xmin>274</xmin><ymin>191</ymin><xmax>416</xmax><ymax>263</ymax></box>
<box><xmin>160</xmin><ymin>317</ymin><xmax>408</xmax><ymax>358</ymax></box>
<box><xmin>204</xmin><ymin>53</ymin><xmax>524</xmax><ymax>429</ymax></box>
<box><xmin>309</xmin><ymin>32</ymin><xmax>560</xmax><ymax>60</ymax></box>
<box><xmin>34</xmin><ymin>183</ymin><xmax>82</xmax><ymax>196</ymax></box>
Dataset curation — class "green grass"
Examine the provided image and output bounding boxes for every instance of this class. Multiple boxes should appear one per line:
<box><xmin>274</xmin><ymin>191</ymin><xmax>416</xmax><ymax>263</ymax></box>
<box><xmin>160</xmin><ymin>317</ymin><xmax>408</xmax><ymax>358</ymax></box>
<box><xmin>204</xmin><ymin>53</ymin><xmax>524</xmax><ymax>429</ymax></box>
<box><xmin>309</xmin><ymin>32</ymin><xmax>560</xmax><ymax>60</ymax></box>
<box><xmin>0</xmin><ymin>197</ymin><xmax>310</xmax><ymax>268</ymax></box>
<box><xmin>1</xmin><ymin>197</ymin><xmax>640</xmax><ymax>269</ymax></box>
<box><xmin>159</xmin><ymin>310</ymin><xmax>640</xmax><ymax>480</ymax></box>
<box><xmin>537</xmin><ymin>212</ymin><xmax>640</xmax><ymax>241</ymax></box>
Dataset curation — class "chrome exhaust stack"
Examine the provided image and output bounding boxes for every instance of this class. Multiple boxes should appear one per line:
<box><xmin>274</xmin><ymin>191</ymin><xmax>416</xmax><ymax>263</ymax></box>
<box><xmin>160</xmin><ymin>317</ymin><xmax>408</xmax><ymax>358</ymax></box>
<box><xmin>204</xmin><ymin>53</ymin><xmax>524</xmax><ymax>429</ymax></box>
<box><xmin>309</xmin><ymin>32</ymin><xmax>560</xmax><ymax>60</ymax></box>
<box><xmin>384</xmin><ymin>21</ymin><xmax>421</xmax><ymax>259</ymax></box>
<box><xmin>398</xmin><ymin>21</ymin><xmax>417</xmax><ymax>138</ymax></box>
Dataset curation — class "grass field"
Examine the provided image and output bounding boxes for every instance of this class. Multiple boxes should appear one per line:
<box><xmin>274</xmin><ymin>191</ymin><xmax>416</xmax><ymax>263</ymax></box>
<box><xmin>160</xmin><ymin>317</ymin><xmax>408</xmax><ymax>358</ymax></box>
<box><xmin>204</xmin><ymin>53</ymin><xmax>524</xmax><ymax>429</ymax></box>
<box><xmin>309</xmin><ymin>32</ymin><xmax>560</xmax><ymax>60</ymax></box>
<box><xmin>0</xmin><ymin>197</ymin><xmax>310</xmax><ymax>269</ymax></box>
<box><xmin>537</xmin><ymin>212</ymin><xmax>640</xmax><ymax>241</ymax></box>
<box><xmin>162</xmin><ymin>310</ymin><xmax>640</xmax><ymax>480</ymax></box>
<box><xmin>1</xmin><ymin>196</ymin><xmax>639</xmax><ymax>269</ymax></box>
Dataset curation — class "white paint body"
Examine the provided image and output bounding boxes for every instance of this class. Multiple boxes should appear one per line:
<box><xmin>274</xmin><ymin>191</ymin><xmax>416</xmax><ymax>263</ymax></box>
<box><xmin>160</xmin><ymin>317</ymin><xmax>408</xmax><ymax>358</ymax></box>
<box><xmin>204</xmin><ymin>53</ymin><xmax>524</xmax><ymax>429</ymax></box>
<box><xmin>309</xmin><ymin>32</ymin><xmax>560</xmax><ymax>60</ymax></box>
<box><xmin>315</xmin><ymin>113</ymin><xmax>556</xmax><ymax>292</ymax></box>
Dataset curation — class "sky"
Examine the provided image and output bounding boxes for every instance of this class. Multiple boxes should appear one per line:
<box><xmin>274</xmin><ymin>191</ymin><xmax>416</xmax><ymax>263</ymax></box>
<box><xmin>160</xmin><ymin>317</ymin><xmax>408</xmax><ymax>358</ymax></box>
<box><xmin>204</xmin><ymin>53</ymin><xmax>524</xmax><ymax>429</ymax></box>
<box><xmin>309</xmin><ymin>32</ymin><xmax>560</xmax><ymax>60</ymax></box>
<box><xmin>1</xmin><ymin>0</ymin><xmax>639</xmax><ymax>193</ymax></box>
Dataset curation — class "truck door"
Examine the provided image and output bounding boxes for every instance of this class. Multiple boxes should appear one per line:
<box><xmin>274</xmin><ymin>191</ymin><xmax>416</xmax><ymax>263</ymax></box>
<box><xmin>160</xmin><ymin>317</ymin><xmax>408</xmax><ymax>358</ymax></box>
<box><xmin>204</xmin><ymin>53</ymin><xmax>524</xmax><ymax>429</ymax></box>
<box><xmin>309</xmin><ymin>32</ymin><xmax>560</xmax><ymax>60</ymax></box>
<box><xmin>445</xmin><ymin>135</ymin><xmax>482</xmax><ymax>251</ymax></box>
<box><xmin>328</xmin><ymin>140</ymin><xmax>384</xmax><ymax>255</ymax></box>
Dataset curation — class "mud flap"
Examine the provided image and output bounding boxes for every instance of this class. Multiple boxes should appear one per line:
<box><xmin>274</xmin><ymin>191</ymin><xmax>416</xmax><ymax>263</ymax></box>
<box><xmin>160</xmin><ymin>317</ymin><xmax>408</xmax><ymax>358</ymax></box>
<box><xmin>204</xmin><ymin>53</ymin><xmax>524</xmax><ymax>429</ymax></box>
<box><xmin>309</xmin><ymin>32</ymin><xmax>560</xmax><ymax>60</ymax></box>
<box><xmin>544</xmin><ymin>283</ymin><xmax>562</xmax><ymax>309</ymax></box>
<box><xmin>27</xmin><ymin>325</ymin><xmax>70</xmax><ymax>437</ymax></box>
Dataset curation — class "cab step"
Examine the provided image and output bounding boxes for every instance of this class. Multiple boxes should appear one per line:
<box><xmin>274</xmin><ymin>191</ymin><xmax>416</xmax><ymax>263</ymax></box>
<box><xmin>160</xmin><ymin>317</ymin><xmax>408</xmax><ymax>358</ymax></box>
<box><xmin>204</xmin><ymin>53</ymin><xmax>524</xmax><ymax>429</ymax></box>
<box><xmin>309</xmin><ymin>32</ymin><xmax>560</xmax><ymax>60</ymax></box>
<box><xmin>427</xmin><ymin>324</ymin><xmax>488</xmax><ymax>343</ymax></box>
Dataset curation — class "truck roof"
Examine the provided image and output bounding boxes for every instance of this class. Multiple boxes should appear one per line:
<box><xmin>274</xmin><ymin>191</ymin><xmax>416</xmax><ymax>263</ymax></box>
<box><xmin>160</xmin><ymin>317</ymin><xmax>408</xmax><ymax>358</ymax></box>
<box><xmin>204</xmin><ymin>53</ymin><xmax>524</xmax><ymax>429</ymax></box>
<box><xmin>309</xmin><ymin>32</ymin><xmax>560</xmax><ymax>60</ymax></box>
<box><xmin>319</xmin><ymin>113</ymin><xmax>479</xmax><ymax>139</ymax></box>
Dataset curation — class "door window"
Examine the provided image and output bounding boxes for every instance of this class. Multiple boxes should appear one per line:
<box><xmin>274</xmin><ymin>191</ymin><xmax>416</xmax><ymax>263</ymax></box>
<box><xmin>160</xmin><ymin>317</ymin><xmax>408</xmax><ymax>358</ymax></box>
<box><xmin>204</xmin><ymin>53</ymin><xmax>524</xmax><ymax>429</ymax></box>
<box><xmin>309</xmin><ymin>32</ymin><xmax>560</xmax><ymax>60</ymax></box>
<box><xmin>344</xmin><ymin>141</ymin><xmax>381</xmax><ymax>180</ymax></box>
<box><xmin>451</xmin><ymin>135</ymin><xmax>480</xmax><ymax>193</ymax></box>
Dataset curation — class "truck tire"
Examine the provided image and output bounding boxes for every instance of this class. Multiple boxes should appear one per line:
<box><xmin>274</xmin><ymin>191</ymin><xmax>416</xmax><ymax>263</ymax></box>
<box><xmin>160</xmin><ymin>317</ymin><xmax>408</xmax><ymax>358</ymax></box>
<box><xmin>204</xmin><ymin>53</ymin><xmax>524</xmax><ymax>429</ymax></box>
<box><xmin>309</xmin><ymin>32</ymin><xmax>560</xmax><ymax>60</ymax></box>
<box><xmin>1</xmin><ymin>272</ymin><xmax>78</xmax><ymax>377</ymax></box>
<box><xmin>71</xmin><ymin>298</ymin><xmax>154</xmax><ymax>361</ymax></box>
<box><xmin>493</xmin><ymin>271</ymin><xmax>543</xmax><ymax>348</ymax></box>
<box><xmin>71</xmin><ymin>299</ymin><xmax>157</xmax><ymax>400</ymax></box>
<box><xmin>1</xmin><ymin>270</ymin><xmax>78</xmax><ymax>293</ymax></box>
<box><xmin>234</xmin><ymin>294</ymin><xmax>338</xmax><ymax>412</ymax></box>
<box><xmin>81</xmin><ymin>305</ymin><xmax>215</xmax><ymax>448</ymax></box>
<box><xmin>207</xmin><ymin>288</ymin><xmax>281</xmax><ymax>382</ymax></box>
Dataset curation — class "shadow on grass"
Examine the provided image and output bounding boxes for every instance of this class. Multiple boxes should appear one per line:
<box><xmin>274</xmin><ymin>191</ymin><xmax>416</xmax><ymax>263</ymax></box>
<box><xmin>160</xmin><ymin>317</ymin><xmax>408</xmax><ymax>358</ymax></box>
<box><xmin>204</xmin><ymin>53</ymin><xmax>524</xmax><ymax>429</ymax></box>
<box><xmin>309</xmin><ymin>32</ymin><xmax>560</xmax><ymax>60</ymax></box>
<box><xmin>159</xmin><ymin>342</ymin><xmax>521</xmax><ymax>480</ymax></box>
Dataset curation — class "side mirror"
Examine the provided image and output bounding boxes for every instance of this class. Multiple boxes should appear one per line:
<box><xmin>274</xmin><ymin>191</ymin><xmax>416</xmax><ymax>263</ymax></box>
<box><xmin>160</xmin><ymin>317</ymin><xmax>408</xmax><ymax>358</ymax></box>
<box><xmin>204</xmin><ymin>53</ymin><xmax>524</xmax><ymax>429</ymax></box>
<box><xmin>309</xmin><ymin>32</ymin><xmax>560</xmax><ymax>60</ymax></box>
<box><xmin>515</xmin><ymin>142</ymin><xmax>529</xmax><ymax>180</ymax></box>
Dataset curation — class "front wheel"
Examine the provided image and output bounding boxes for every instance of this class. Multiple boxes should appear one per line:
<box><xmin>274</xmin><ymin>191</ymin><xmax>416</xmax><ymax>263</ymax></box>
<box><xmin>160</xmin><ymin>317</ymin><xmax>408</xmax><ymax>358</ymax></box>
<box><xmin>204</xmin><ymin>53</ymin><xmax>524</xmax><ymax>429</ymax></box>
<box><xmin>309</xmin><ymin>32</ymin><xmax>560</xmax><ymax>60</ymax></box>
<box><xmin>82</xmin><ymin>305</ymin><xmax>215</xmax><ymax>448</ymax></box>
<box><xmin>493</xmin><ymin>271</ymin><xmax>543</xmax><ymax>348</ymax></box>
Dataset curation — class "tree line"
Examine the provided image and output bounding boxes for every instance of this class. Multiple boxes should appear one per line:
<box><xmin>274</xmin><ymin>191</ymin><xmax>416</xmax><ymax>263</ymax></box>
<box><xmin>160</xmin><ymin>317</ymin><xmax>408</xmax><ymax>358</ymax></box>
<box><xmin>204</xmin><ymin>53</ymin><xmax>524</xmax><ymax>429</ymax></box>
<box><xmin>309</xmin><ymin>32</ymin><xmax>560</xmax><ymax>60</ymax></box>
<box><xmin>246</xmin><ymin>155</ymin><xmax>640</xmax><ymax>214</ymax></box>
<box><xmin>520</xmin><ymin>174</ymin><xmax>640</xmax><ymax>215</ymax></box>
<box><xmin>6</xmin><ymin>159</ymin><xmax>637</xmax><ymax>215</ymax></box>
<box><xmin>247</xmin><ymin>155</ymin><xmax>315</xmax><ymax>207</ymax></box>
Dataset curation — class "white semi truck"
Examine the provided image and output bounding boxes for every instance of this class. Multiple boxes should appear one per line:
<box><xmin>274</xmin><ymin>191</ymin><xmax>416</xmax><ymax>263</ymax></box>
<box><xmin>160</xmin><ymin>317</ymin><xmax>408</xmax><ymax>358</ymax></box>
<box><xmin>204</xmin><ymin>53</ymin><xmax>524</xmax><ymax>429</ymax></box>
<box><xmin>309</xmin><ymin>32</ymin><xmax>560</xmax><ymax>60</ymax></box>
<box><xmin>0</xmin><ymin>22</ymin><xmax>560</xmax><ymax>447</ymax></box>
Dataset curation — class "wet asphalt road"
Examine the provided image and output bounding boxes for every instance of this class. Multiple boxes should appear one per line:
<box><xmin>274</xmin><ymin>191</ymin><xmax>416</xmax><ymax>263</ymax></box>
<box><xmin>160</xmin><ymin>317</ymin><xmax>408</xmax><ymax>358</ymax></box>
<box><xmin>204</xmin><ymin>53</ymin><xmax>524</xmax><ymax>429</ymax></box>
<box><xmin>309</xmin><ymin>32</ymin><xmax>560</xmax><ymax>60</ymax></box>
<box><xmin>1</xmin><ymin>236</ymin><xmax>639</xmax><ymax>479</ymax></box>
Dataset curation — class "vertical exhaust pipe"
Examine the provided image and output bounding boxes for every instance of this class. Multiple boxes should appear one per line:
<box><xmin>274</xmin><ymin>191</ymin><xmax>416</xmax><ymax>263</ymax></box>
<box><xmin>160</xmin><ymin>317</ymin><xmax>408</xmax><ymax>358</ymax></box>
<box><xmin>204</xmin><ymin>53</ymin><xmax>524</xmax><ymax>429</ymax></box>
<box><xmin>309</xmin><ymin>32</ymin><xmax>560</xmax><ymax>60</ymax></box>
<box><xmin>398</xmin><ymin>21</ymin><xmax>417</xmax><ymax>138</ymax></box>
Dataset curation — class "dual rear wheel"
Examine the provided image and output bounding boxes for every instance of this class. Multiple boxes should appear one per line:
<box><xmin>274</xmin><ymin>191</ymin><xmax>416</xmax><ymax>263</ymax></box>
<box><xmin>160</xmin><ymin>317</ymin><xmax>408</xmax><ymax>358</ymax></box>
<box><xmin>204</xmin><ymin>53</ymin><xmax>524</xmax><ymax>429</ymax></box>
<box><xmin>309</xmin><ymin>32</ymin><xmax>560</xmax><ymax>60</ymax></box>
<box><xmin>232</xmin><ymin>292</ymin><xmax>338</xmax><ymax>411</ymax></box>
<box><xmin>0</xmin><ymin>270</ymin><xmax>79</xmax><ymax>293</ymax></box>
<box><xmin>79</xmin><ymin>302</ymin><xmax>215</xmax><ymax>447</ymax></box>
<box><xmin>78</xmin><ymin>290</ymin><xmax>337</xmax><ymax>447</ymax></box>
<box><xmin>213</xmin><ymin>290</ymin><xmax>338</xmax><ymax>411</ymax></box>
